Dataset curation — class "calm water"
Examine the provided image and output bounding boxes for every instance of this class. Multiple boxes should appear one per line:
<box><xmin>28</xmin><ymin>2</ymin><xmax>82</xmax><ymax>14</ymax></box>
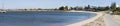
<box><xmin>0</xmin><ymin>12</ymin><xmax>96</xmax><ymax>26</ymax></box>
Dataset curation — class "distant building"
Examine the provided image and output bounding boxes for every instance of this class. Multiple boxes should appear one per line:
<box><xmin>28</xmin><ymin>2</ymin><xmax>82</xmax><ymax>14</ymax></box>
<box><xmin>74</xmin><ymin>6</ymin><xmax>84</xmax><ymax>10</ymax></box>
<box><xmin>111</xmin><ymin>2</ymin><xmax>117</xmax><ymax>9</ymax></box>
<box><xmin>84</xmin><ymin>5</ymin><xmax>97</xmax><ymax>11</ymax></box>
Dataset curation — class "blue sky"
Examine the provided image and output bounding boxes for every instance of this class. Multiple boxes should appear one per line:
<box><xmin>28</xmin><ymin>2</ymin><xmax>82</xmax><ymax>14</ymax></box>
<box><xmin>0</xmin><ymin>0</ymin><xmax>120</xmax><ymax>9</ymax></box>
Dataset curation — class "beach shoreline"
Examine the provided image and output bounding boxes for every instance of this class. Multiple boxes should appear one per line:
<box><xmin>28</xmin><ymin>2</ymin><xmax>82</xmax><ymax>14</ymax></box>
<box><xmin>65</xmin><ymin>11</ymin><xmax>106</xmax><ymax>26</ymax></box>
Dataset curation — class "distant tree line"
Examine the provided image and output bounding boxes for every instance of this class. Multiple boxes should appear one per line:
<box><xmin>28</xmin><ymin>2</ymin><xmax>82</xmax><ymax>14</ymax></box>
<box><xmin>58</xmin><ymin>6</ymin><xmax>110</xmax><ymax>12</ymax></box>
<box><xmin>111</xmin><ymin>2</ymin><xmax>120</xmax><ymax>12</ymax></box>
<box><xmin>58</xmin><ymin>2</ymin><xmax>120</xmax><ymax>12</ymax></box>
<box><xmin>59</xmin><ymin>6</ymin><xmax>69</xmax><ymax>10</ymax></box>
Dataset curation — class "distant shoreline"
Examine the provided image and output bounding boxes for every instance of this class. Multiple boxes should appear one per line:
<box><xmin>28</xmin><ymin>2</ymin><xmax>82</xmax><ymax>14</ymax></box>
<box><xmin>3</xmin><ymin>10</ymin><xmax>87</xmax><ymax>12</ymax></box>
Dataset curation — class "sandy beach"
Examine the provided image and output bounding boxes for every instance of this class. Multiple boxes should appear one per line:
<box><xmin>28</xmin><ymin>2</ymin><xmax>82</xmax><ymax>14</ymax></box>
<box><xmin>65</xmin><ymin>11</ymin><xmax>106</xmax><ymax>26</ymax></box>
<box><xmin>82</xmin><ymin>14</ymin><xmax>106</xmax><ymax>26</ymax></box>
<box><xmin>82</xmin><ymin>12</ymin><xmax>106</xmax><ymax>26</ymax></box>
<box><xmin>112</xmin><ymin>15</ymin><xmax>120</xmax><ymax>21</ymax></box>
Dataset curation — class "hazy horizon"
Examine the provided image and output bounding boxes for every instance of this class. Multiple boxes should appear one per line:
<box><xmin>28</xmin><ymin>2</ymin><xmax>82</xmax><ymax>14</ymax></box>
<box><xmin>0</xmin><ymin>0</ymin><xmax>120</xmax><ymax>9</ymax></box>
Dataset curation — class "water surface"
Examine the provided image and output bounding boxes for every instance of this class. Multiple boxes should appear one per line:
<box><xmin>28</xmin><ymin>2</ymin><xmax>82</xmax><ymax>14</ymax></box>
<box><xmin>0</xmin><ymin>12</ymin><xmax>96</xmax><ymax>26</ymax></box>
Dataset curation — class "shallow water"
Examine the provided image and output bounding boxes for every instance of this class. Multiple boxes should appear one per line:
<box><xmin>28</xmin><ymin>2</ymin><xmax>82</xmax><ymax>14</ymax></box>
<box><xmin>0</xmin><ymin>12</ymin><xmax>96</xmax><ymax>26</ymax></box>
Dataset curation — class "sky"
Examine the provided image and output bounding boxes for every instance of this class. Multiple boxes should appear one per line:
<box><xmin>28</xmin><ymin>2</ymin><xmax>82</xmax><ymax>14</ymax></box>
<box><xmin>0</xmin><ymin>0</ymin><xmax>120</xmax><ymax>9</ymax></box>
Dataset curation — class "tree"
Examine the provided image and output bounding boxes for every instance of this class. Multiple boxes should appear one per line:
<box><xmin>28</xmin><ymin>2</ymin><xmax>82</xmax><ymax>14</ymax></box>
<box><xmin>64</xmin><ymin>6</ymin><xmax>68</xmax><ymax>10</ymax></box>
<box><xmin>113</xmin><ymin>7</ymin><xmax>120</xmax><ymax>12</ymax></box>
<box><xmin>104</xmin><ymin>6</ymin><xmax>110</xmax><ymax>11</ymax></box>
<box><xmin>24</xmin><ymin>9</ymin><xmax>27</xmax><ymax>11</ymax></box>
<box><xmin>111</xmin><ymin>2</ymin><xmax>116</xmax><ymax>9</ymax></box>
<box><xmin>70</xmin><ymin>7</ymin><xmax>74</xmax><ymax>10</ymax></box>
<box><xmin>111</xmin><ymin>2</ymin><xmax>116</xmax><ymax>12</ymax></box>
<box><xmin>38</xmin><ymin>8</ymin><xmax>41</xmax><ymax>10</ymax></box>
<box><xmin>88</xmin><ymin>5</ymin><xmax>90</xmax><ymax>8</ymax></box>
<box><xmin>59</xmin><ymin>6</ymin><xmax>69</xmax><ymax>10</ymax></box>
<box><xmin>96</xmin><ymin>7</ymin><xmax>105</xmax><ymax>11</ymax></box>
<box><xmin>84</xmin><ymin>5</ymin><xmax>91</xmax><ymax>11</ymax></box>
<box><xmin>59</xmin><ymin>6</ymin><xmax>64</xmax><ymax>10</ymax></box>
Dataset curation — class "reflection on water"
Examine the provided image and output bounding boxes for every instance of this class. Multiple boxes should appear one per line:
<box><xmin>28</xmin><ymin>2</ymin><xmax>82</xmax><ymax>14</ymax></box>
<box><xmin>0</xmin><ymin>12</ymin><xmax>96</xmax><ymax>26</ymax></box>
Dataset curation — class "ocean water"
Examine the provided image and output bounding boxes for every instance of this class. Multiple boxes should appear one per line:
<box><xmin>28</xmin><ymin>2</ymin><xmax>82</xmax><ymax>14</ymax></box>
<box><xmin>0</xmin><ymin>12</ymin><xmax>96</xmax><ymax>26</ymax></box>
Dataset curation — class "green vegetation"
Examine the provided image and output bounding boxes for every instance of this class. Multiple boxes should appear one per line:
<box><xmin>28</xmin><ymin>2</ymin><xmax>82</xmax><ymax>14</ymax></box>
<box><xmin>111</xmin><ymin>2</ymin><xmax>116</xmax><ymax>10</ymax></box>
<box><xmin>113</xmin><ymin>7</ymin><xmax>120</xmax><ymax>12</ymax></box>
<box><xmin>56</xmin><ymin>2</ymin><xmax>120</xmax><ymax>12</ymax></box>
<box><xmin>111</xmin><ymin>2</ymin><xmax>117</xmax><ymax>12</ymax></box>
<box><xmin>110</xmin><ymin>2</ymin><xmax>120</xmax><ymax>12</ymax></box>
<box><xmin>59</xmin><ymin>6</ymin><xmax>69</xmax><ymax>10</ymax></box>
<box><xmin>96</xmin><ymin>7</ymin><xmax>109</xmax><ymax>11</ymax></box>
<box><xmin>59</xmin><ymin>6</ymin><xmax>64</xmax><ymax>10</ymax></box>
